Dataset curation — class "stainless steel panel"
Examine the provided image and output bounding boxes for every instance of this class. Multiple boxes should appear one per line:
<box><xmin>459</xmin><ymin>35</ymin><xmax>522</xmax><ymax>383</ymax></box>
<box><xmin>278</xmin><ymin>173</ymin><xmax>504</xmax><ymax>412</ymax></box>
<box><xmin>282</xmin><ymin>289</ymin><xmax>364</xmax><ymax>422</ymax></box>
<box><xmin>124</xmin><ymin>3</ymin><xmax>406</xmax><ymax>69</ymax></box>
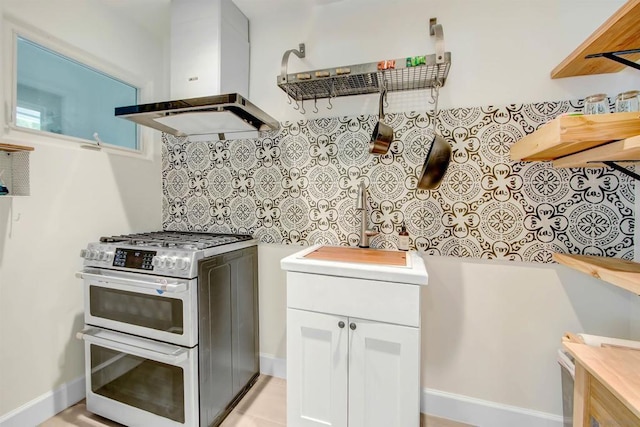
<box><xmin>198</xmin><ymin>257</ymin><xmax>233</xmax><ymax>426</ymax></box>
<box><xmin>232</xmin><ymin>248</ymin><xmax>259</xmax><ymax>394</ymax></box>
<box><xmin>198</xmin><ymin>246</ymin><xmax>259</xmax><ymax>427</ymax></box>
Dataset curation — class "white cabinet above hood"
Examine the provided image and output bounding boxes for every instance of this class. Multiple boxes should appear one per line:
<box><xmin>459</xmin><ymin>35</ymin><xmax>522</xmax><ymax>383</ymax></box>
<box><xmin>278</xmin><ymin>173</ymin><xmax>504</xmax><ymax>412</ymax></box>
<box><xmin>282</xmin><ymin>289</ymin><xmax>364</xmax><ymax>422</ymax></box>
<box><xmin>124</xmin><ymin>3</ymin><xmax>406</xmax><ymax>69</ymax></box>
<box><xmin>115</xmin><ymin>0</ymin><xmax>279</xmax><ymax>139</ymax></box>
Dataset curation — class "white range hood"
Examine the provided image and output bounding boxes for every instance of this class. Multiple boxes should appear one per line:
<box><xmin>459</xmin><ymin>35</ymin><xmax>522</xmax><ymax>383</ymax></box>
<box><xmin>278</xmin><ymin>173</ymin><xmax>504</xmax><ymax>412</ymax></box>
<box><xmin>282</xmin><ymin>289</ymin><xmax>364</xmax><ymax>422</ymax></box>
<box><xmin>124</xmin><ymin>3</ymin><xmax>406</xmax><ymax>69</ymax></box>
<box><xmin>115</xmin><ymin>0</ymin><xmax>279</xmax><ymax>139</ymax></box>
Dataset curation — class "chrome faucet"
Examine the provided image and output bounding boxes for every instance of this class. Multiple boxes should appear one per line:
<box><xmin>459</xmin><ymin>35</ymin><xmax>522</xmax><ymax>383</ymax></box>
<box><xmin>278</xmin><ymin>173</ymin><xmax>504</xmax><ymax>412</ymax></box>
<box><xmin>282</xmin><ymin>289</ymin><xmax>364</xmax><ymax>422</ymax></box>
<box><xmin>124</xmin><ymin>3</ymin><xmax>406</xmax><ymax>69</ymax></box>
<box><xmin>356</xmin><ymin>181</ymin><xmax>379</xmax><ymax>248</ymax></box>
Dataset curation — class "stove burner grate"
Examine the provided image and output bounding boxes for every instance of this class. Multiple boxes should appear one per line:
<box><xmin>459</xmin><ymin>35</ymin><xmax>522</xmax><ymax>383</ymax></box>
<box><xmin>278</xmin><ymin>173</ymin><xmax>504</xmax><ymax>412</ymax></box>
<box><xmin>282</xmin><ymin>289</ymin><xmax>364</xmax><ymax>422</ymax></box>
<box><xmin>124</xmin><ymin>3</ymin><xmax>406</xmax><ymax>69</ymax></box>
<box><xmin>101</xmin><ymin>231</ymin><xmax>253</xmax><ymax>250</ymax></box>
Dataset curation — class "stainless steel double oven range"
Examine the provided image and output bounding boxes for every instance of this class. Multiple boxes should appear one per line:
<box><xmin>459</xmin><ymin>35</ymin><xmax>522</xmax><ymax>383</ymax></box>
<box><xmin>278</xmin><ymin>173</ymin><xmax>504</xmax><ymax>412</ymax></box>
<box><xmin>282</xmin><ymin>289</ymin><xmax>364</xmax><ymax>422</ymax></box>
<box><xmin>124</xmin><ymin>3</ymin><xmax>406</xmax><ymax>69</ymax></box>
<box><xmin>76</xmin><ymin>231</ymin><xmax>259</xmax><ymax>427</ymax></box>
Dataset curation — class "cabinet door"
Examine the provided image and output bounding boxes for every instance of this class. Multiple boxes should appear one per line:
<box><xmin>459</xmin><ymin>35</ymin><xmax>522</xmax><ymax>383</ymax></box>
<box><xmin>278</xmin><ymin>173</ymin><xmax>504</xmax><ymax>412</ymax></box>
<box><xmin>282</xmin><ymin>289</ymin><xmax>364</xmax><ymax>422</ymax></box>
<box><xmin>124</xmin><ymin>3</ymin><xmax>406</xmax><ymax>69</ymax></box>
<box><xmin>287</xmin><ymin>308</ymin><xmax>348</xmax><ymax>427</ymax></box>
<box><xmin>348</xmin><ymin>318</ymin><xmax>420</xmax><ymax>427</ymax></box>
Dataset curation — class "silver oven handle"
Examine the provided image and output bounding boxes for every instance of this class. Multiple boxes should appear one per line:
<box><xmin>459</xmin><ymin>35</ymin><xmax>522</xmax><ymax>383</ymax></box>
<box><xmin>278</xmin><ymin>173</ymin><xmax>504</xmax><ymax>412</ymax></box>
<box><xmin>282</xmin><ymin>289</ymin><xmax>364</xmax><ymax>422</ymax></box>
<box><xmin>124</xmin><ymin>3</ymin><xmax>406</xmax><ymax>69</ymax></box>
<box><xmin>76</xmin><ymin>271</ymin><xmax>187</xmax><ymax>293</ymax></box>
<box><xmin>77</xmin><ymin>329</ymin><xmax>188</xmax><ymax>365</ymax></box>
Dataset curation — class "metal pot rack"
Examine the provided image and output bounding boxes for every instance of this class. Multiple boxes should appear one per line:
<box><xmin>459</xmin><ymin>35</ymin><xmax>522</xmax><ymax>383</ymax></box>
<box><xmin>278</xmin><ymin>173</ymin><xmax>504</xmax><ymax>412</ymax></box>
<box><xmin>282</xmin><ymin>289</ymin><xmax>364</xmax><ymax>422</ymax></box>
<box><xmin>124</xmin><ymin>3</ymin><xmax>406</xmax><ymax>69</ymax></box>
<box><xmin>277</xmin><ymin>18</ymin><xmax>451</xmax><ymax>105</ymax></box>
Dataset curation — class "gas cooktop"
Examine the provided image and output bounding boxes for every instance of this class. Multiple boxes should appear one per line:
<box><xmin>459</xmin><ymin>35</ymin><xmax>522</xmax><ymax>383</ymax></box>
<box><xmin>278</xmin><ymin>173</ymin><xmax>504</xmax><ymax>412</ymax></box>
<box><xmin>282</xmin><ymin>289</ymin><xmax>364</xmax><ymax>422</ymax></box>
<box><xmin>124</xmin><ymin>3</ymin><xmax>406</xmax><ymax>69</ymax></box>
<box><xmin>82</xmin><ymin>231</ymin><xmax>256</xmax><ymax>278</ymax></box>
<box><xmin>99</xmin><ymin>231</ymin><xmax>253</xmax><ymax>250</ymax></box>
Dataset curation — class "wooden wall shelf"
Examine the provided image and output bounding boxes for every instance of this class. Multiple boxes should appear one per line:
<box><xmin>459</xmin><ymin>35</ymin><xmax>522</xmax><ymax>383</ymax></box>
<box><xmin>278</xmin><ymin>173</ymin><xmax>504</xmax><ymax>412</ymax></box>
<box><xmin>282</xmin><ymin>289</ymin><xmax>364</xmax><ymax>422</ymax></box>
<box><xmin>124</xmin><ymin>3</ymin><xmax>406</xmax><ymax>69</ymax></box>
<box><xmin>553</xmin><ymin>253</ymin><xmax>640</xmax><ymax>295</ymax></box>
<box><xmin>553</xmin><ymin>135</ymin><xmax>640</xmax><ymax>168</ymax></box>
<box><xmin>0</xmin><ymin>142</ymin><xmax>34</xmax><ymax>153</ymax></box>
<box><xmin>510</xmin><ymin>112</ymin><xmax>640</xmax><ymax>161</ymax></box>
<box><xmin>551</xmin><ymin>0</ymin><xmax>640</xmax><ymax>78</ymax></box>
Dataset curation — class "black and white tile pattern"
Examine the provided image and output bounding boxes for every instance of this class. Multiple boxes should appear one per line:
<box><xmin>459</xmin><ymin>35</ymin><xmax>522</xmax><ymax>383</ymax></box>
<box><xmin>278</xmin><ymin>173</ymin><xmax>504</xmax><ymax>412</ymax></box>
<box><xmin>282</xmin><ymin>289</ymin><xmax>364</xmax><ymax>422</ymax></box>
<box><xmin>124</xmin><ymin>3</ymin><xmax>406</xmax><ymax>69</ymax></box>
<box><xmin>162</xmin><ymin>99</ymin><xmax>635</xmax><ymax>262</ymax></box>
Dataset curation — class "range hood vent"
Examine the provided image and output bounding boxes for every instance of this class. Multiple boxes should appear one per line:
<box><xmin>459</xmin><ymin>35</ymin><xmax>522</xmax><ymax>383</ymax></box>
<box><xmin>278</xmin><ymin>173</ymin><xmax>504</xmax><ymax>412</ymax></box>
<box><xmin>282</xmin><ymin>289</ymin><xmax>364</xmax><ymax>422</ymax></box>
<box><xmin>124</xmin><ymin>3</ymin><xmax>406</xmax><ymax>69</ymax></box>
<box><xmin>115</xmin><ymin>94</ymin><xmax>279</xmax><ymax>139</ymax></box>
<box><xmin>115</xmin><ymin>0</ymin><xmax>279</xmax><ymax>140</ymax></box>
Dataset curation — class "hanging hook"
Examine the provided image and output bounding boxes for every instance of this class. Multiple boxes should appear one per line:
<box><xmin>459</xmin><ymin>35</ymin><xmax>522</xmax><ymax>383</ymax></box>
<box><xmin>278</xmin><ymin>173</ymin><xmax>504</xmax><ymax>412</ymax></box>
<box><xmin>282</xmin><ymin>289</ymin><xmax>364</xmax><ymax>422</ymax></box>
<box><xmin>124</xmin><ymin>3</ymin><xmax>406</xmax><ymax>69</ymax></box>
<box><xmin>293</xmin><ymin>98</ymin><xmax>300</xmax><ymax>110</ymax></box>
<box><xmin>429</xmin><ymin>78</ymin><xmax>443</xmax><ymax>105</ymax></box>
<box><xmin>383</xmin><ymin>80</ymin><xmax>389</xmax><ymax>108</ymax></box>
<box><xmin>431</xmin><ymin>81</ymin><xmax>441</xmax><ymax>134</ymax></box>
<box><xmin>287</xmin><ymin>93</ymin><xmax>293</xmax><ymax>104</ymax></box>
<box><xmin>313</xmin><ymin>97</ymin><xmax>319</xmax><ymax>114</ymax></box>
<box><xmin>327</xmin><ymin>81</ymin><xmax>335</xmax><ymax>110</ymax></box>
<box><xmin>300</xmin><ymin>99</ymin><xmax>306</xmax><ymax>114</ymax></box>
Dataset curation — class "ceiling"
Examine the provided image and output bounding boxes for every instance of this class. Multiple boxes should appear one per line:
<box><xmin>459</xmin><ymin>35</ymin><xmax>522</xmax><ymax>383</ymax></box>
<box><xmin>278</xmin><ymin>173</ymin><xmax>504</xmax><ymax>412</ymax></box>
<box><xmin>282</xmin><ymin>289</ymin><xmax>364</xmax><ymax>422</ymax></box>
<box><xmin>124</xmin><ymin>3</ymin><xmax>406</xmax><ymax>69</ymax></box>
<box><xmin>97</xmin><ymin>0</ymin><xmax>347</xmax><ymax>38</ymax></box>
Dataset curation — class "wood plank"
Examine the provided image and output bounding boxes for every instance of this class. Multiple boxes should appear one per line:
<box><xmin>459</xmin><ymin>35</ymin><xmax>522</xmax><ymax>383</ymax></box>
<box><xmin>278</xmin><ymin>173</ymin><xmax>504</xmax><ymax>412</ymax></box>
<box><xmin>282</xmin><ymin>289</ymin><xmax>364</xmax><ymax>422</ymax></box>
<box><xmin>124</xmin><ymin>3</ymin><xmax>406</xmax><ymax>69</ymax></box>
<box><xmin>553</xmin><ymin>253</ymin><xmax>640</xmax><ymax>295</ymax></box>
<box><xmin>573</xmin><ymin>363</ymin><xmax>590</xmax><ymax>427</ymax></box>
<box><xmin>510</xmin><ymin>112</ymin><xmax>640</xmax><ymax>161</ymax></box>
<box><xmin>304</xmin><ymin>246</ymin><xmax>407</xmax><ymax>266</ymax></box>
<box><xmin>0</xmin><ymin>142</ymin><xmax>35</xmax><ymax>152</ymax></box>
<box><xmin>590</xmin><ymin>376</ymin><xmax>640</xmax><ymax>427</ymax></box>
<box><xmin>564</xmin><ymin>343</ymin><xmax>640</xmax><ymax>421</ymax></box>
<box><xmin>551</xmin><ymin>0</ymin><xmax>640</xmax><ymax>78</ymax></box>
<box><xmin>553</xmin><ymin>135</ymin><xmax>640</xmax><ymax>168</ymax></box>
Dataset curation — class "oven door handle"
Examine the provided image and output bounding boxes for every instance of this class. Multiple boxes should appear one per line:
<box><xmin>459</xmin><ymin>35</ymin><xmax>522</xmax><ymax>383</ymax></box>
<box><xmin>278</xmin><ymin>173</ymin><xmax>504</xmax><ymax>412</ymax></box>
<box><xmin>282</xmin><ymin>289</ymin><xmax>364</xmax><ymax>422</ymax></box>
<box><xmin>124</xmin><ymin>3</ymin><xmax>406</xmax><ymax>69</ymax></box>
<box><xmin>76</xmin><ymin>271</ymin><xmax>187</xmax><ymax>293</ymax></box>
<box><xmin>77</xmin><ymin>329</ymin><xmax>189</xmax><ymax>365</ymax></box>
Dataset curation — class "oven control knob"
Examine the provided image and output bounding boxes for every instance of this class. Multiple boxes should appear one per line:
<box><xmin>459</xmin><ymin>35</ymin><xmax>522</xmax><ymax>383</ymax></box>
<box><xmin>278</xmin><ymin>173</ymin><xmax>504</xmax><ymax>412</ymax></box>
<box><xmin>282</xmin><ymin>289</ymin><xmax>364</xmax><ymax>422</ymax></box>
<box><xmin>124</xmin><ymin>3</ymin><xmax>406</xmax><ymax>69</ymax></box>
<box><xmin>165</xmin><ymin>257</ymin><xmax>176</xmax><ymax>269</ymax></box>
<box><xmin>152</xmin><ymin>256</ymin><xmax>167</xmax><ymax>268</ymax></box>
<box><xmin>104</xmin><ymin>251</ymin><xmax>114</xmax><ymax>262</ymax></box>
<box><xmin>81</xmin><ymin>249</ymin><xmax>98</xmax><ymax>260</ymax></box>
<box><xmin>176</xmin><ymin>257</ymin><xmax>190</xmax><ymax>270</ymax></box>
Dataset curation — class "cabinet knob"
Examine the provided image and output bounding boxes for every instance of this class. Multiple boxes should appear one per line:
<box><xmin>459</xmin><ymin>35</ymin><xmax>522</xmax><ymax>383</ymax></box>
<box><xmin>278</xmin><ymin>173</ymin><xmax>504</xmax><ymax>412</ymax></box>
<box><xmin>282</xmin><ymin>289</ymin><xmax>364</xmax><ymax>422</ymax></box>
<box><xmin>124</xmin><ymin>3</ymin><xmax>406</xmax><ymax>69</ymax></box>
<box><xmin>350</xmin><ymin>322</ymin><xmax>356</xmax><ymax>330</ymax></box>
<box><xmin>338</xmin><ymin>321</ymin><xmax>345</xmax><ymax>329</ymax></box>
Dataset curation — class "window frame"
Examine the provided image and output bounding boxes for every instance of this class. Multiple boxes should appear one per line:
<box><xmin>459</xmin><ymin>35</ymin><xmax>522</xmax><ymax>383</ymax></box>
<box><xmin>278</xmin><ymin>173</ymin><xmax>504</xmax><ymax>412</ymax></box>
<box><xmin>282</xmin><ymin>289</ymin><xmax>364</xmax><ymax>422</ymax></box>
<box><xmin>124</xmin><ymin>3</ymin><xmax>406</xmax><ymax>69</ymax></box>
<box><xmin>2</xmin><ymin>17</ymin><xmax>153</xmax><ymax>157</ymax></box>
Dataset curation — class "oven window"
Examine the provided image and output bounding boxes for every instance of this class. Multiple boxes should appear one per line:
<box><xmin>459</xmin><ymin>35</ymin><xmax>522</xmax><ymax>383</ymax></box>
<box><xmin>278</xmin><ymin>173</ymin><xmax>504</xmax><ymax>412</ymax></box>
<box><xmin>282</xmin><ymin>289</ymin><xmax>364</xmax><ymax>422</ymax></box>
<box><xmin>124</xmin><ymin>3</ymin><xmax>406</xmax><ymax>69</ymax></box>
<box><xmin>90</xmin><ymin>344</ymin><xmax>185</xmax><ymax>423</ymax></box>
<box><xmin>90</xmin><ymin>286</ymin><xmax>184</xmax><ymax>334</ymax></box>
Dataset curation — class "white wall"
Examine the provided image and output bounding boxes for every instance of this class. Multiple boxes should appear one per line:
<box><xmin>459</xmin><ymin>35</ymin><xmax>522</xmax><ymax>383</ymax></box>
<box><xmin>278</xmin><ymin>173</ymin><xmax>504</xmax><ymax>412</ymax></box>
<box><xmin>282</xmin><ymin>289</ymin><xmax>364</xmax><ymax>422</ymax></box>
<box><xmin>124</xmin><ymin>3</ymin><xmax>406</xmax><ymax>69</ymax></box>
<box><xmin>0</xmin><ymin>0</ymin><xmax>167</xmax><ymax>417</ymax></box>
<box><xmin>422</xmin><ymin>257</ymin><xmax>632</xmax><ymax>416</ymax></box>
<box><xmin>238</xmin><ymin>0</ymin><xmax>637</xmax><ymax>121</ymax></box>
<box><xmin>241</xmin><ymin>0</ymin><xmax>638</xmax><ymax>419</ymax></box>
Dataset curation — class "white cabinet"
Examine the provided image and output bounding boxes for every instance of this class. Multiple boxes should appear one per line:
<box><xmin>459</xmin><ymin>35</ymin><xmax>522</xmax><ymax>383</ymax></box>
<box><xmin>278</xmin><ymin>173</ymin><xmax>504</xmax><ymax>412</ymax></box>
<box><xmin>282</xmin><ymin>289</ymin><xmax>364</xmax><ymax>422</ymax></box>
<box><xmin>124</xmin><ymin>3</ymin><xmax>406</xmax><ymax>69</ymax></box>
<box><xmin>348</xmin><ymin>318</ymin><xmax>419</xmax><ymax>427</ymax></box>
<box><xmin>282</xmin><ymin>246</ymin><xmax>428</xmax><ymax>427</ymax></box>
<box><xmin>287</xmin><ymin>308</ymin><xmax>420</xmax><ymax>427</ymax></box>
<box><xmin>287</xmin><ymin>309</ymin><xmax>348</xmax><ymax>427</ymax></box>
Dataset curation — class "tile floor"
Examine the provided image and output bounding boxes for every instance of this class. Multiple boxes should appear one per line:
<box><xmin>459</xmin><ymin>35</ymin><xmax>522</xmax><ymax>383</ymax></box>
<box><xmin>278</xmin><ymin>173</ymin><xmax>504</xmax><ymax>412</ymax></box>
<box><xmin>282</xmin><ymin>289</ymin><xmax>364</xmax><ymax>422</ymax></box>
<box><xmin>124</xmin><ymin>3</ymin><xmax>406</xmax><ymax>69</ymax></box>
<box><xmin>40</xmin><ymin>375</ymin><xmax>472</xmax><ymax>427</ymax></box>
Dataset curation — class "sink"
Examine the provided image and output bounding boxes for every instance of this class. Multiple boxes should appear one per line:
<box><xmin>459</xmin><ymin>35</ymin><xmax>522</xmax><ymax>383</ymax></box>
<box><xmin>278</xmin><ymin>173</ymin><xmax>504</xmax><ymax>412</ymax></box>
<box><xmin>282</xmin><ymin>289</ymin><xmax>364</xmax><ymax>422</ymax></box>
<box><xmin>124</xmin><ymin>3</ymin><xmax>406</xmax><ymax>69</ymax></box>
<box><xmin>303</xmin><ymin>245</ymin><xmax>408</xmax><ymax>267</ymax></box>
<box><xmin>281</xmin><ymin>244</ymin><xmax>427</xmax><ymax>285</ymax></box>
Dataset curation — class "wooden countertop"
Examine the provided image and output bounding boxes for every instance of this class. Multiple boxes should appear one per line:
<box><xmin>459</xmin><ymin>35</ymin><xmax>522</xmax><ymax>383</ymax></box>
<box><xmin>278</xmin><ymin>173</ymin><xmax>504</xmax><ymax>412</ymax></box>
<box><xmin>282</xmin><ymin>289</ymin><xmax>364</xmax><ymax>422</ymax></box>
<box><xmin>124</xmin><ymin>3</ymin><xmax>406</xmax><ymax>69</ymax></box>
<box><xmin>280</xmin><ymin>245</ymin><xmax>429</xmax><ymax>286</ymax></box>
<box><xmin>563</xmin><ymin>342</ymin><xmax>640</xmax><ymax>419</ymax></box>
<box><xmin>303</xmin><ymin>246</ymin><xmax>407</xmax><ymax>266</ymax></box>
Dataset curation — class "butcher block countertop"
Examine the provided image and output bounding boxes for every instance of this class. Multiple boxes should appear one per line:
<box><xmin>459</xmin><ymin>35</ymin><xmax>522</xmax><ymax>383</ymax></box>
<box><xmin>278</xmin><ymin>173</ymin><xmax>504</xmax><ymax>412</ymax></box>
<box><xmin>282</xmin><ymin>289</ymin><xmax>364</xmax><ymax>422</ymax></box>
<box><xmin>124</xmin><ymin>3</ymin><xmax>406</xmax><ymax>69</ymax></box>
<box><xmin>280</xmin><ymin>245</ymin><xmax>428</xmax><ymax>285</ymax></box>
<box><xmin>563</xmin><ymin>342</ymin><xmax>640</xmax><ymax>419</ymax></box>
<box><xmin>303</xmin><ymin>245</ymin><xmax>407</xmax><ymax>266</ymax></box>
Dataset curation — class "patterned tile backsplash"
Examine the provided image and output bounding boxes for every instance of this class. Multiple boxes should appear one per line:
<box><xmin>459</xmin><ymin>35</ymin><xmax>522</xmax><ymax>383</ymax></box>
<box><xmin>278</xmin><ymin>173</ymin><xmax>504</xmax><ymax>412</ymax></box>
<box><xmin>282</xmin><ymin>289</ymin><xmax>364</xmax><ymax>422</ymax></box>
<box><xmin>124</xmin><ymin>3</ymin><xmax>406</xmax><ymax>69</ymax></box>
<box><xmin>162</xmin><ymin>99</ymin><xmax>635</xmax><ymax>263</ymax></box>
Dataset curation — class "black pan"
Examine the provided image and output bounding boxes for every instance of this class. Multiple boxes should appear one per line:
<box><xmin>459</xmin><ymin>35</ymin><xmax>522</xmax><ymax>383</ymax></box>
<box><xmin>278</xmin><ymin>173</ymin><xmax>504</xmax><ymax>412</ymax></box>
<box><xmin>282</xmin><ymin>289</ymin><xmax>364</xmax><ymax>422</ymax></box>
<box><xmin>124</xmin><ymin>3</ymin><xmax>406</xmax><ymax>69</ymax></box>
<box><xmin>417</xmin><ymin>134</ymin><xmax>451</xmax><ymax>190</ymax></box>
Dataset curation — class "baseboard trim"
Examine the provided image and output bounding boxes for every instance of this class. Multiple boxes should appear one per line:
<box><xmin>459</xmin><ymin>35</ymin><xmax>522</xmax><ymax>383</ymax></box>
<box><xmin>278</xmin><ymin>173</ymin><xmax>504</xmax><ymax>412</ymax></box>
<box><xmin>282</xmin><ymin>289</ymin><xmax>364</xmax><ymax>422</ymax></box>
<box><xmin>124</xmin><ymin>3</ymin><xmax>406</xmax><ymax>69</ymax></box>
<box><xmin>259</xmin><ymin>353</ymin><xmax>286</xmax><ymax>379</ymax></box>
<box><xmin>0</xmin><ymin>361</ymin><xmax>564</xmax><ymax>427</ymax></box>
<box><xmin>258</xmin><ymin>354</ymin><xmax>563</xmax><ymax>426</ymax></box>
<box><xmin>422</xmin><ymin>387</ymin><xmax>564</xmax><ymax>427</ymax></box>
<box><xmin>0</xmin><ymin>376</ymin><xmax>85</xmax><ymax>427</ymax></box>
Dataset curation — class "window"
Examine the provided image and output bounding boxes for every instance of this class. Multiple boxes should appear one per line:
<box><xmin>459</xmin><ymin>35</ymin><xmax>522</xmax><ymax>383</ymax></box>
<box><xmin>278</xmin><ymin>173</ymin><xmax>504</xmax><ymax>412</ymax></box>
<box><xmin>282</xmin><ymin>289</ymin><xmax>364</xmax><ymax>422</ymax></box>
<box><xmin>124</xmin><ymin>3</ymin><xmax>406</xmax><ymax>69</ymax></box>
<box><xmin>16</xmin><ymin>105</ymin><xmax>42</xmax><ymax>130</ymax></box>
<box><xmin>15</xmin><ymin>36</ymin><xmax>139</xmax><ymax>150</ymax></box>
